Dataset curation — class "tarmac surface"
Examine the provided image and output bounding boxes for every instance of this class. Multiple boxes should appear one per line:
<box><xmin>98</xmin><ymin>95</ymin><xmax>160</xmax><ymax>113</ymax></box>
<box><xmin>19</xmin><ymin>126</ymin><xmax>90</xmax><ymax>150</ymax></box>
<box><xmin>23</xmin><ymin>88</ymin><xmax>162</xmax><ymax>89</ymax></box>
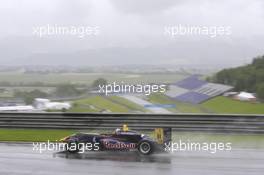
<box><xmin>0</xmin><ymin>143</ymin><xmax>263</xmax><ymax>175</ymax></box>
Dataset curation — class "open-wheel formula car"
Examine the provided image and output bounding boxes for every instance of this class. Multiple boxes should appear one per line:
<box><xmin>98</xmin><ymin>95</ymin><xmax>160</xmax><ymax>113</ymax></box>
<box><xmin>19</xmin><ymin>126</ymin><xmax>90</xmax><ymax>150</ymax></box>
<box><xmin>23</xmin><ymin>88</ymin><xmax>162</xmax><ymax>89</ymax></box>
<box><xmin>60</xmin><ymin>125</ymin><xmax>171</xmax><ymax>155</ymax></box>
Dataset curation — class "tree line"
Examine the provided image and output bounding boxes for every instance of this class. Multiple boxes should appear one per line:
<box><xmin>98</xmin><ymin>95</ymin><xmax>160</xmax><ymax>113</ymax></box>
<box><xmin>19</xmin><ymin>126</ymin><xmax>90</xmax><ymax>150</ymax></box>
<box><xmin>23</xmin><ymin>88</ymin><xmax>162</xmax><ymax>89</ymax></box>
<box><xmin>207</xmin><ymin>55</ymin><xmax>264</xmax><ymax>99</ymax></box>
<box><xmin>13</xmin><ymin>78</ymin><xmax>108</xmax><ymax>104</ymax></box>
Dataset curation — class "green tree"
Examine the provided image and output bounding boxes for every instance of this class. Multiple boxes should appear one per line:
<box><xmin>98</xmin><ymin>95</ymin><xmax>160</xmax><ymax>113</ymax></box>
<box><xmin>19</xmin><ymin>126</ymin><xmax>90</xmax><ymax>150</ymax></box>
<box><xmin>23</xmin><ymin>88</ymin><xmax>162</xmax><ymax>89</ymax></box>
<box><xmin>92</xmin><ymin>78</ymin><xmax>108</xmax><ymax>88</ymax></box>
<box><xmin>209</xmin><ymin>55</ymin><xmax>264</xmax><ymax>94</ymax></box>
<box><xmin>257</xmin><ymin>83</ymin><xmax>264</xmax><ymax>100</ymax></box>
<box><xmin>14</xmin><ymin>89</ymin><xmax>48</xmax><ymax>104</ymax></box>
<box><xmin>54</xmin><ymin>84</ymin><xmax>82</xmax><ymax>97</ymax></box>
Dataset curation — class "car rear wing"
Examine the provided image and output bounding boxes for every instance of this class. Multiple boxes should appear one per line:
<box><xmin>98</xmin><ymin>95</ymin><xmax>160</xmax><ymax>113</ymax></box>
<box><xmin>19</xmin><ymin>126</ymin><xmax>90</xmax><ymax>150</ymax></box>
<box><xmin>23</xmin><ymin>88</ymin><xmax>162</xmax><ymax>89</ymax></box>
<box><xmin>154</xmin><ymin>128</ymin><xmax>172</xmax><ymax>145</ymax></box>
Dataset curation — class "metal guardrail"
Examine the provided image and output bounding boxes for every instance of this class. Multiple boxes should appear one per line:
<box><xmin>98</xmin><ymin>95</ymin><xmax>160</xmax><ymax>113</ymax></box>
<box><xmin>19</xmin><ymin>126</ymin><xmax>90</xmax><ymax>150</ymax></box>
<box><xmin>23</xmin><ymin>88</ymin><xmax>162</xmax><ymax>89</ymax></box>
<box><xmin>0</xmin><ymin>112</ymin><xmax>264</xmax><ymax>133</ymax></box>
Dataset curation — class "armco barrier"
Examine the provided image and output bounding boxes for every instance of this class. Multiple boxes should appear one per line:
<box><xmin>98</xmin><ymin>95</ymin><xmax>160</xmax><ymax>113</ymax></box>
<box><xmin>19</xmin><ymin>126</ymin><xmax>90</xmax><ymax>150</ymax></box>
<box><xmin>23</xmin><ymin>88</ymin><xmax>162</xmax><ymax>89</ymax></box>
<box><xmin>0</xmin><ymin>112</ymin><xmax>263</xmax><ymax>133</ymax></box>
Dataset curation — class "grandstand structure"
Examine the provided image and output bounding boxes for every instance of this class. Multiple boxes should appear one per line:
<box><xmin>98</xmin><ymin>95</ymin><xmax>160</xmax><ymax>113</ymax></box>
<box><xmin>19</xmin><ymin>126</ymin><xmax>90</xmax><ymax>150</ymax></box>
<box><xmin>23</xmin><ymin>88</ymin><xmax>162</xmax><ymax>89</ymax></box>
<box><xmin>165</xmin><ymin>75</ymin><xmax>233</xmax><ymax>104</ymax></box>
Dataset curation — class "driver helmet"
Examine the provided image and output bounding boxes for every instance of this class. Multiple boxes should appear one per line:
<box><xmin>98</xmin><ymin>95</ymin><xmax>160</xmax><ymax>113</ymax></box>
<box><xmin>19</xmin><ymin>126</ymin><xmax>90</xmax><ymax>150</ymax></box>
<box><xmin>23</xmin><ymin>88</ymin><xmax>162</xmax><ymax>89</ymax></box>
<box><xmin>122</xmin><ymin>124</ymin><xmax>129</xmax><ymax>131</ymax></box>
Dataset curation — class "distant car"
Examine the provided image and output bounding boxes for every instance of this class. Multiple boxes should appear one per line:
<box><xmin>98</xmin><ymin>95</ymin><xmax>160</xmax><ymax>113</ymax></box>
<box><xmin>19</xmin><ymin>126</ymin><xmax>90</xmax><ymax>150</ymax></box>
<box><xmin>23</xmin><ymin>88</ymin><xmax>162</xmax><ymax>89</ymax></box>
<box><xmin>60</xmin><ymin>126</ymin><xmax>171</xmax><ymax>155</ymax></box>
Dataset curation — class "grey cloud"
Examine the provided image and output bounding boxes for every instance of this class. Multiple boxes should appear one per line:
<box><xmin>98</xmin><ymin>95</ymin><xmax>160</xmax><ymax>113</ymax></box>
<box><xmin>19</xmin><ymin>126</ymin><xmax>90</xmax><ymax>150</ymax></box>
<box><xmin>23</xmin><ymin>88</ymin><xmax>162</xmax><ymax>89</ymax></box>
<box><xmin>110</xmin><ymin>0</ymin><xmax>180</xmax><ymax>14</ymax></box>
<box><xmin>0</xmin><ymin>0</ymin><xmax>263</xmax><ymax>68</ymax></box>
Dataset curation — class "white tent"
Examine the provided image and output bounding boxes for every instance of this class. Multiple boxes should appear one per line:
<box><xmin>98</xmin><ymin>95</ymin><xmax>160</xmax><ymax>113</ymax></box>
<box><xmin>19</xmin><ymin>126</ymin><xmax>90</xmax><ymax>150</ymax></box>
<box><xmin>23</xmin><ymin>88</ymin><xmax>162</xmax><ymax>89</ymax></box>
<box><xmin>34</xmin><ymin>98</ymin><xmax>71</xmax><ymax>110</ymax></box>
<box><xmin>235</xmin><ymin>92</ymin><xmax>256</xmax><ymax>101</ymax></box>
<box><xmin>45</xmin><ymin>102</ymin><xmax>71</xmax><ymax>110</ymax></box>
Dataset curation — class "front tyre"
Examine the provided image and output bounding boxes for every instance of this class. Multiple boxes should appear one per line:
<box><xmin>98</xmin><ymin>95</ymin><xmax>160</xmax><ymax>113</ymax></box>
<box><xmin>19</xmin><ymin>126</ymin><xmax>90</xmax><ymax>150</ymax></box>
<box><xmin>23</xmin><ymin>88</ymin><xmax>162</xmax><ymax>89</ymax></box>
<box><xmin>138</xmin><ymin>140</ymin><xmax>153</xmax><ymax>155</ymax></box>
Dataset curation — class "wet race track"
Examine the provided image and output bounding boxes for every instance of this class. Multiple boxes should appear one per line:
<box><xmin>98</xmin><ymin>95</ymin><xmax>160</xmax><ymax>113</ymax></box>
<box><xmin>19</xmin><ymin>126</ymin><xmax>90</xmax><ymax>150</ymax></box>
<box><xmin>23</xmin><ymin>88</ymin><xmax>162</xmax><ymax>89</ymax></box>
<box><xmin>0</xmin><ymin>143</ymin><xmax>263</xmax><ymax>175</ymax></box>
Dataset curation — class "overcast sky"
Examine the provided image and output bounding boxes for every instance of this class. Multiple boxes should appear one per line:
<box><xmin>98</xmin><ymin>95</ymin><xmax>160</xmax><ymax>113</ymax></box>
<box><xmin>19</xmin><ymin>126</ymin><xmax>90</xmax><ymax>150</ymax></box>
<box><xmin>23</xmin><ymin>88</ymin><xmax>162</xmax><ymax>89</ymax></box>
<box><xmin>0</xmin><ymin>0</ymin><xmax>263</xmax><ymax>67</ymax></box>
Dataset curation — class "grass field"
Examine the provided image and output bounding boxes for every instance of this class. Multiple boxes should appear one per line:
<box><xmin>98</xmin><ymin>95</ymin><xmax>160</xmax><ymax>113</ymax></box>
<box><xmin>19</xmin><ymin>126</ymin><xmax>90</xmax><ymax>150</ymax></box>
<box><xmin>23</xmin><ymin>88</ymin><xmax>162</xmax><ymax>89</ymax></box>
<box><xmin>0</xmin><ymin>71</ymin><xmax>263</xmax><ymax>114</ymax></box>
<box><xmin>107</xmin><ymin>96</ymin><xmax>148</xmax><ymax>112</ymax></box>
<box><xmin>69</xmin><ymin>96</ymin><xmax>128</xmax><ymax>112</ymax></box>
<box><xmin>1</xmin><ymin>129</ymin><xmax>264</xmax><ymax>149</ymax></box>
<box><xmin>171</xmin><ymin>132</ymin><xmax>264</xmax><ymax>149</ymax></box>
<box><xmin>0</xmin><ymin>72</ymin><xmax>186</xmax><ymax>98</ymax></box>
<box><xmin>68</xmin><ymin>94</ymin><xmax>264</xmax><ymax>114</ymax></box>
<box><xmin>202</xmin><ymin>96</ymin><xmax>264</xmax><ymax>114</ymax></box>
<box><xmin>68</xmin><ymin>95</ymin><xmax>146</xmax><ymax>113</ymax></box>
<box><xmin>146</xmin><ymin>94</ymin><xmax>264</xmax><ymax>114</ymax></box>
<box><xmin>0</xmin><ymin>129</ymin><xmax>77</xmax><ymax>142</ymax></box>
<box><xmin>0</xmin><ymin>72</ymin><xmax>186</xmax><ymax>85</ymax></box>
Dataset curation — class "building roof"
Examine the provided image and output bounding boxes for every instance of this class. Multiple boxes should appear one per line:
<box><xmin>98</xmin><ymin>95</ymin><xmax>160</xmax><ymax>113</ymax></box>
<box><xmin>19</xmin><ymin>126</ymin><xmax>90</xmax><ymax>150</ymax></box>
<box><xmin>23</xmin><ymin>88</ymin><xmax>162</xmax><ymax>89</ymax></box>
<box><xmin>174</xmin><ymin>75</ymin><xmax>207</xmax><ymax>90</ymax></box>
<box><xmin>166</xmin><ymin>75</ymin><xmax>233</xmax><ymax>104</ymax></box>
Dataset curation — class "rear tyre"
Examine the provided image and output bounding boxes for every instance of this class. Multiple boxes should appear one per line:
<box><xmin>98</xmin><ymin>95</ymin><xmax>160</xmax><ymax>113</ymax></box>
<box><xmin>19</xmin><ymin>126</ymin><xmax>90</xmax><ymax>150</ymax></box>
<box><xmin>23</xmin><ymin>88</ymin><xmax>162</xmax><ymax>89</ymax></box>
<box><xmin>138</xmin><ymin>140</ymin><xmax>153</xmax><ymax>155</ymax></box>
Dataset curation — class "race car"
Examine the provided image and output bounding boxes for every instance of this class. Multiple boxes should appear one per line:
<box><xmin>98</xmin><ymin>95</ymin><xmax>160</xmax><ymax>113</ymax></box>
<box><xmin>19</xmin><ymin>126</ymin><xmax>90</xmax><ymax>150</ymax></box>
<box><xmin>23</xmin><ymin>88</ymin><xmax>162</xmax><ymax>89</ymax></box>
<box><xmin>60</xmin><ymin>125</ymin><xmax>171</xmax><ymax>155</ymax></box>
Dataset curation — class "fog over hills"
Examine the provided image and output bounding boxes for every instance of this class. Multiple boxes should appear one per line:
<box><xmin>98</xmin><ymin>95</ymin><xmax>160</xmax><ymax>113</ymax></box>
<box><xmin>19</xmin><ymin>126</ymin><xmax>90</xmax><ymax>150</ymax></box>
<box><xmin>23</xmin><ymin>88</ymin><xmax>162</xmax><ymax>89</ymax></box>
<box><xmin>0</xmin><ymin>0</ymin><xmax>264</xmax><ymax>68</ymax></box>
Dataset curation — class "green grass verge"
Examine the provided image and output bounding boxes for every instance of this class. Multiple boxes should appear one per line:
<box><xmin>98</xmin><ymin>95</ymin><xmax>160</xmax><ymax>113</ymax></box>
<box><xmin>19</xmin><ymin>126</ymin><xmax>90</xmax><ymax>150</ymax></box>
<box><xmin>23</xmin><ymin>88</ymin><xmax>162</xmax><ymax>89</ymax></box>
<box><xmin>171</xmin><ymin>132</ymin><xmax>264</xmax><ymax>149</ymax></box>
<box><xmin>1</xmin><ymin>129</ymin><xmax>264</xmax><ymax>149</ymax></box>
<box><xmin>148</xmin><ymin>94</ymin><xmax>264</xmax><ymax>114</ymax></box>
<box><xmin>107</xmin><ymin>96</ymin><xmax>147</xmax><ymax>112</ymax></box>
<box><xmin>69</xmin><ymin>95</ymin><xmax>150</xmax><ymax>113</ymax></box>
<box><xmin>0</xmin><ymin>129</ymin><xmax>77</xmax><ymax>142</ymax></box>
<box><xmin>202</xmin><ymin>96</ymin><xmax>264</xmax><ymax>114</ymax></box>
<box><xmin>68</xmin><ymin>96</ymin><xmax>130</xmax><ymax>113</ymax></box>
<box><xmin>0</xmin><ymin>72</ymin><xmax>186</xmax><ymax>85</ymax></box>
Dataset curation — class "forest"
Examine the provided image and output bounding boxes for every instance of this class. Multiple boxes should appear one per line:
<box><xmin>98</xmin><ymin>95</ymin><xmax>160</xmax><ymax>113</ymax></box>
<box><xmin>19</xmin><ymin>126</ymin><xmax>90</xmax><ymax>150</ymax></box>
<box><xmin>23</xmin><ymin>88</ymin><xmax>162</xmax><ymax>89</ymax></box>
<box><xmin>209</xmin><ymin>55</ymin><xmax>264</xmax><ymax>99</ymax></box>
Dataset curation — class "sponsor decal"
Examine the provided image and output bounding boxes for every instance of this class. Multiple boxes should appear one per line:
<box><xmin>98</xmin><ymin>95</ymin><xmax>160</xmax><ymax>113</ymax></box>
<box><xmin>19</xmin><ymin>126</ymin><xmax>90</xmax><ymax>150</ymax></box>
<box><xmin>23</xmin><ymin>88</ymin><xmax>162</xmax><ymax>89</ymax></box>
<box><xmin>103</xmin><ymin>141</ymin><xmax>136</xmax><ymax>149</ymax></box>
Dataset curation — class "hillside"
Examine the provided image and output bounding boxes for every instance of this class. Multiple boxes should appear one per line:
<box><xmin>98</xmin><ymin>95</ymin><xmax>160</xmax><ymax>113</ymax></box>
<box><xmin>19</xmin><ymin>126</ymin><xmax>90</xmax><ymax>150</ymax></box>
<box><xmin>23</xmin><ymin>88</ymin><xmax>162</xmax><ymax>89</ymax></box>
<box><xmin>209</xmin><ymin>55</ymin><xmax>264</xmax><ymax>99</ymax></box>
